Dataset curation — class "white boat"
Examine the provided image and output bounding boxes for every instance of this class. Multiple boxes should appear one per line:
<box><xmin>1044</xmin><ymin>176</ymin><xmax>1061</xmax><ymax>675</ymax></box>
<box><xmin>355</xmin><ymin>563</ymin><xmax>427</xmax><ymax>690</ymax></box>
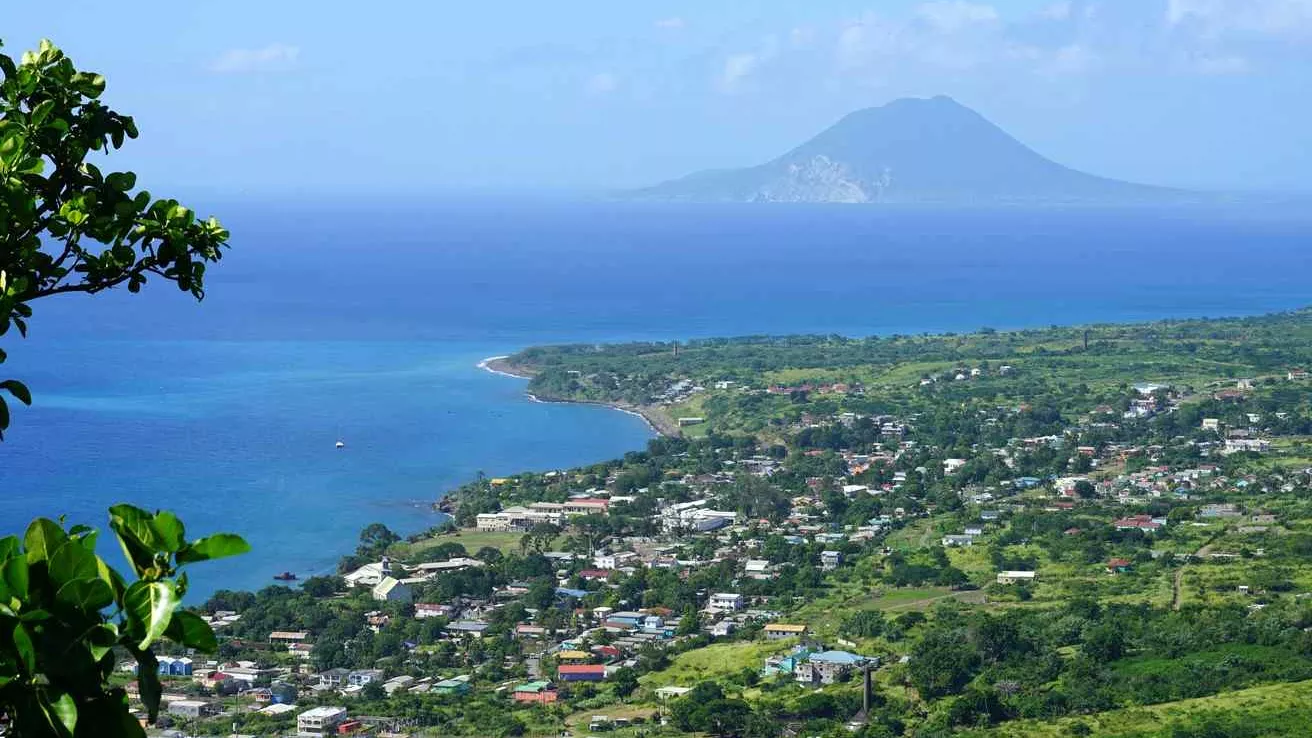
<box><xmin>335</xmin><ymin>440</ymin><xmax>345</xmax><ymax>449</ymax></box>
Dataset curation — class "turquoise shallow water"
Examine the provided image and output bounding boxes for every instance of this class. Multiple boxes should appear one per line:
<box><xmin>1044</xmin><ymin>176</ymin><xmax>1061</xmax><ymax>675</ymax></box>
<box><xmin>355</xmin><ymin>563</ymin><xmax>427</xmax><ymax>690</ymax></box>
<box><xmin>2</xmin><ymin>199</ymin><xmax>1310</xmax><ymax>600</ymax></box>
<box><xmin>0</xmin><ymin>339</ymin><xmax>653</xmax><ymax>596</ymax></box>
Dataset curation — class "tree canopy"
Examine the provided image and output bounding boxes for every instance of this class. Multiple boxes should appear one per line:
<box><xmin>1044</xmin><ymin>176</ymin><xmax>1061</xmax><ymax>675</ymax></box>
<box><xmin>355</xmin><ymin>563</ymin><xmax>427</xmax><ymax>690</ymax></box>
<box><xmin>0</xmin><ymin>38</ymin><xmax>230</xmax><ymax>438</ymax></box>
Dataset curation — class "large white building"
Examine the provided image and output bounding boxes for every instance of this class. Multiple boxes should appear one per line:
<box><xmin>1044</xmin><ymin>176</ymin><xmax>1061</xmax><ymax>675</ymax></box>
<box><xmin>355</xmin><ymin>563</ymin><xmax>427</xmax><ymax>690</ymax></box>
<box><xmin>298</xmin><ymin>706</ymin><xmax>347</xmax><ymax>737</ymax></box>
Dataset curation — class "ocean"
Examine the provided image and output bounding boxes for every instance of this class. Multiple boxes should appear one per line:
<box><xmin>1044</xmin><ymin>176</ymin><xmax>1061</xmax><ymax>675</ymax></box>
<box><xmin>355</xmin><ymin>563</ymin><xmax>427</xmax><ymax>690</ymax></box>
<box><xmin>2</xmin><ymin>199</ymin><xmax>1309</xmax><ymax>599</ymax></box>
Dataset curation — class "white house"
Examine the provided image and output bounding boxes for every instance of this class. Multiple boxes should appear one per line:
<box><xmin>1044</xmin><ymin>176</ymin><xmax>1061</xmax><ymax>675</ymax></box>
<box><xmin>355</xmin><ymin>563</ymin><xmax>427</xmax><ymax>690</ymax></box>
<box><xmin>708</xmin><ymin>593</ymin><xmax>744</xmax><ymax>612</ymax></box>
<box><xmin>372</xmin><ymin>576</ymin><xmax>413</xmax><ymax>603</ymax></box>
<box><xmin>297</xmin><ymin>706</ymin><xmax>347</xmax><ymax>737</ymax></box>
<box><xmin>343</xmin><ymin>561</ymin><xmax>389</xmax><ymax>589</ymax></box>
<box><xmin>996</xmin><ymin>571</ymin><xmax>1037</xmax><ymax>585</ymax></box>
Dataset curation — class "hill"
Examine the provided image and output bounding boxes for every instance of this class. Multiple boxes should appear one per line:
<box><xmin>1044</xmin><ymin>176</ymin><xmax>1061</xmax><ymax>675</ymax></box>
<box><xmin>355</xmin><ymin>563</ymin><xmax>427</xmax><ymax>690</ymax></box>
<box><xmin>632</xmin><ymin>96</ymin><xmax>1179</xmax><ymax>204</ymax></box>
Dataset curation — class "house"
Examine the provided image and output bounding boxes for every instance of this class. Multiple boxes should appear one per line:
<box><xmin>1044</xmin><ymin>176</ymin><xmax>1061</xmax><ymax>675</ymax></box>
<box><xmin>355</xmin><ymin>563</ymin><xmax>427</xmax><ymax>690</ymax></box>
<box><xmin>964</xmin><ymin>526</ymin><xmax>984</xmax><ymax>537</ymax></box>
<box><xmin>556</xmin><ymin>650</ymin><xmax>593</xmax><ymax>665</ymax></box>
<box><xmin>342</xmin><ymin>560</ymin><xmax>390</xmax><ymax>589</ymax></box>
<box><xmin>383</xmin><ymin>675</ymin><xmax>416</xmax><ymax>695</ymax></box>
<box><xmin>744</xmin><ymin>559</ymin><xmax>773</xmax><ymax>578</ymax></box>
<box><xmin>316</xmin><ymin>668</ymin><xmax>350</xmax><ymax>689</ymax></box>
<box><xmin>1114</xmin><ymin>515</ymin><xmax>1165</xmax><ymax>532</ymax></box>
<box><xmin>943</xmin><ymin>458</ymin><xmax>968</xmax><ymax>474</ymax></box>
<box><xmin>1106</xmin><ymin>558</ymin><xmax>1132</xmax><ymax>574</ymax></box>
<box><xmin>795</xmin><ymin>651</ymin><xmax>870</xmax><ymax>685</ymax></box>
<box><xmin>445</xmin><ymin>621</ymin><xmax>490</xmax><ymax>637</ymax></box>
<box><xmin>1288</xmin><ymin>369</ymin><xmax>1309</xmax><ymax>381</ymax></box>
<box><xmin>414</xmin><ymin>603</ymin><xmax>454</xmax><ymax>619</ymax></box>
<box><xmin>763</xmin><ymin>624</ymin><xmax>807</xmax><ymax>641</ymax></box>
<box><xmin>710</xmin><ymin>621</ymin><xmax>735</xmax><ymax>637</ymax></box>
<box><xmin>709</xmin><ymin>593</ymin><xmax>744</xmax><ymax>612</ymax></box>
<box><xmin>594</xmin><ymin>551</ymin><xmax>639</xmax><ymax>570</ymax></box>
<box><xmin>1224</xmin><ymin>438</ymin><xmax>1270</xmax><ymax>455</ymax></box>
<box><xmin>297</xmin><ymin>706</ymin><xmax>348</xmax><ymax>737</ymax></box>
<box><xmin>347</xmin><ymin>669</ymin><xmax>383</xmax><ymax>687</ymax></box>
<box><xmin>557</xmin><ymin>664</ymin><xmax>606</xmax><ymax>682</ymax></box>
<box><xmin>166</xmin><ymin>700</ymin><xmax>216</xmax><ymax>718</ymax></box>
<box><xmin>1202</xmin><ymin>418</ymin><xmax>1221</xmax><ymax>431</ymax></box>
<box><xmin>156</xmin><ymin>656</ymin><xmax>193</xmax><ymax>677</ymax></box>
<box><xmin>996</xmin><ymin>571</ymin><xmax>1037</xmax><ymax>585</ymax></box>
<box><xmin>372</xmin><ymin>576</ymin><xmax>414</xmax><ymax>603</ymax></box>
<box><xmin>820</xmin><ymin>550</ymin><xmax>842</xmax><ymax>570</ymax></box>
<box><xmin>513</xmin><ymin>681</ymin><xmax>559</xmax><ymax>703</ymax></box>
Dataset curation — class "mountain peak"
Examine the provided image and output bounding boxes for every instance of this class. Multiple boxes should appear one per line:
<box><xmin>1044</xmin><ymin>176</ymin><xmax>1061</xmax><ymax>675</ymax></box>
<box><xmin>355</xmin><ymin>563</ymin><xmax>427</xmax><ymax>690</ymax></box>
<box><xmin>633</xmin><ymin>97</ymin><xmax>1174</xmax><ymax>204</ymax></box>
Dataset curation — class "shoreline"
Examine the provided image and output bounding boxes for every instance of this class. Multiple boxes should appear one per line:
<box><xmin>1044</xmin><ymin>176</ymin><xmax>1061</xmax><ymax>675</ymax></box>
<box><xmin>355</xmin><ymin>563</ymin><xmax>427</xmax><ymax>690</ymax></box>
<box><xmin>477</xmin><ymin>355</ymin><xmax>676</xmax><ymax>437</ymax></box>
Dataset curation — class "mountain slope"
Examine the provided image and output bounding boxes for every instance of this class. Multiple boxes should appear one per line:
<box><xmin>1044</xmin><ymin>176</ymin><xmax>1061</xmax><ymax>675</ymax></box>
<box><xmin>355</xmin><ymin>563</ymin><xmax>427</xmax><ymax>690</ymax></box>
<box><xmin>633</xmin><ymin>96</ymin><xmax>1175</xmax><ymax>204</ymax></box>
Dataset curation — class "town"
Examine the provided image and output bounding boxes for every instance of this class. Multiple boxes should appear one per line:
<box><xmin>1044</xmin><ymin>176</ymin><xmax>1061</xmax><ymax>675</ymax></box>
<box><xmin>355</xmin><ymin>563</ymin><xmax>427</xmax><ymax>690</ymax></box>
<box><xmin>133</xmin><ymin>312</ymin><xmax>1312</xmax><ymax>737</ymax></box>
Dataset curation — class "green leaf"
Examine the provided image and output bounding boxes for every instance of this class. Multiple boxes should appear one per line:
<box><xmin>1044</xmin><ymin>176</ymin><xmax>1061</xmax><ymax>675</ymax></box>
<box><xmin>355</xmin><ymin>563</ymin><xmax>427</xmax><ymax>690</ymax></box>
<box><xmin>105</xmin><ymin>171</ymin><xmax>136</xmax><ymax>192</ymax></box>
<box><xmin>30</xmin><ymin>99</ymin><xmax>55</xmax><ymax>126</ymax></box>
<box><xmin>1</xmin><ymin>379</ymin><xmax>31</xmax><ymax>405</ymax></box>
<box><xmin>1</xmin><ymin>556</ymin><xmax>29</xmax><ymax>598</ymax></box>
<box><xmin>124</xmin><ymin>581</ymin><xmax>178</xmax><ymax>649</ymax></box>
<box><xmin>24</xmin><ymin>518</ymin><xmax>68</xmax><ymax>564</ymax></box>
<box><xmin>176</xmin><ymin>533</ymin><xmax>250</xmax><ymax>564</ymax></box>
<box><xmin>108</xmin><ymin>504</ymin><xmax>159</xmax><ymax>576</ymax></box>
<box><xmin>13</xmin><ymin>622</ymin><xmax>36</xmax><ymax>673</ymax></box>
<box><xmin>150</xmin><ymin>511</ymin><xmax>185</xmax><ymax>552</ymax></box>
<box><xmin>0</xmin><ymin>535</ymin><xmax>19</xmax><ymax>561</ymax></box>
<box><xmin>45</xmin><ymin>691</ymin><xmax>77</xmax><ymax>736</ymax></box>
<box><xmin>55</xmin><ymin>577</ymin><xmax>115</xmax><ymax>611</ymax></box>
<box><xmin>48</xmin><ymin>540</ymin><xmax>99</xmax><ymax>585</ymax></box>
<box><xmin>164</xmin><ymin>610</ymin><xmax>217</xmax><ymax>652</ymax></box>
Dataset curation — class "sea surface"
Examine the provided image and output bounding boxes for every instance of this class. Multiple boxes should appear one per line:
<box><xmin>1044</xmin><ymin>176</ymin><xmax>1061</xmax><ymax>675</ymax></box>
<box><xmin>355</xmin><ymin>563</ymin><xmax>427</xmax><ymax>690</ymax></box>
<box><xmin>2</xmin><ymin>199</ymin><xmax>1310</xmax><ymax>599</ymax></box>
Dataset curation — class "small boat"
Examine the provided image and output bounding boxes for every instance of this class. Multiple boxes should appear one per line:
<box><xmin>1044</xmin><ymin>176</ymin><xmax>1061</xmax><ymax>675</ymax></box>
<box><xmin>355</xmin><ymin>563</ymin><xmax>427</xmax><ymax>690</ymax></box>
<box><xmin>335</xmin><ymin>440</ymin><xmax>345</xmax><ymax>449</ymax></box>
<box><xmin>273</xmin><ymin>571</ymin><xmax>298</xmax><ymax>581</ymax></box>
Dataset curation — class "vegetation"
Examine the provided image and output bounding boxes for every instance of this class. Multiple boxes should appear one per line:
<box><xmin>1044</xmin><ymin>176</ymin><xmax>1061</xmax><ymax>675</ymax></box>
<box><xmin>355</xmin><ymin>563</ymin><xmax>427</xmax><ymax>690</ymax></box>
<box><xmin>0</xmin><ymin>38</ymin><xmax>229</xmax><ymax>437</ymax></box>
<box><xmin>0</xmin><ymin>507</ymin><xmax>247</xmax><ymax>737</ymax></box>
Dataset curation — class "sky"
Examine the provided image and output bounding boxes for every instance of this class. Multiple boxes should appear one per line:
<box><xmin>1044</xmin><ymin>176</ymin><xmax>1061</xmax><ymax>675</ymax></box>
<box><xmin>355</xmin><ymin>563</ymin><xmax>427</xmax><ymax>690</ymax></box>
<box><xmin>8</xmin><ymin>0</ymin><xmax>1312</xmax><ymax>194</ymax></box>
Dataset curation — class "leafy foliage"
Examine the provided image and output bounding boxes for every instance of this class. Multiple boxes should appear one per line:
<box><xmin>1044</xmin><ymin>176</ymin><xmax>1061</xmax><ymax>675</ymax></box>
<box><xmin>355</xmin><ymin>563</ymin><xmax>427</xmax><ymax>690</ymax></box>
<box><xmin>0</xmin><ymin>506</ymin><xmax>247</xmax><ymax>737</ymax></box>
<box><xmin>0</xmin><ymin>39</ymin><xmax>230</xmax><ymax>438</ymax></box>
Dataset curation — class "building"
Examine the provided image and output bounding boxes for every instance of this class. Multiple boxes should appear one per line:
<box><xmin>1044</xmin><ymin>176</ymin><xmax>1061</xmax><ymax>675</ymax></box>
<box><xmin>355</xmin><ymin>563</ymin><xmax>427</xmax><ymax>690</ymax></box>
<box><xmin>1224</xmin><ymin>438</ymin><xmax>1270</xmax><ymax>455</ymax></box>
<box><xmin>1113</xmin><ymin>515</ymin><xmax>1165</xmax><ymax>533</ymax></box>
<box><xmin>342</xmin><ymin>560</ymin><xmax>390</xmax><ymax>588</ymax></box>
<box><xmin>372</xmin><ymin>576</ymin><xmax>414</xmax><ymax>603</ymax></box>
<box><xmin>795</xmin><ymin>651</ymin><xmax>870</xmax><ymax>685</ymax></box>
<box><xmin>708</xmin><ymin>593</ymin><xmax>744</xmax><ymax>612</ymax></box>
<box><xmin>558</xmin><ymin>664</ymin><xmax>606</xmax><ymax>682</ymax></box>
<box><xmin>414</xmin><ymin>603</ymin><xmax>453</xmax><ymax>619</ymax></box>
<box><xmin>156</xmin><ymin>656</ymin><xmax>193</xmax><ymax>676</ymax></box>
<box><xmin>763</xmin><ymin>624</ymin><xmax>807</xmax><ymax>641</ymax></box>
<box><xmin>821</xmin><ymin>550</ymin><xmax>842</xmax><ymax>570</ymax></box>
<box><xmin>348</xmin><ymin>669</ymin><xmax>383</xmax><ymax>687</ymax></box>
<box><xmin>514</xmin><ymin>680</ymin><xmax>559</xmax><ymax>703</ymax></box>
<box><xmin>556</xmin><ymin>650</ymin><xmax>592</xmax><ymax>665</ymax></box>
<box><xmin>996</xmin><ymin>571</ymin><xmax>1037</xmax><ymax>585</ymax></box>
<box><xmin>297</xmin><ymin>706</ymin><xmax>348</xmax><ymax>737</ymax></box>
<box><xmin>434</xmin><ymin>675</ymin><xmax>472</xmax><ymax>696</ymax></box>
<box><xmin>1106</xmin><ymin>558</ymin><xmax>1132</xmax><ymax>574</ymax></box>
<box><xmin>166</xmin><ymin>700</ymin><xmax>216</xmax><ymax>718</ymax></box>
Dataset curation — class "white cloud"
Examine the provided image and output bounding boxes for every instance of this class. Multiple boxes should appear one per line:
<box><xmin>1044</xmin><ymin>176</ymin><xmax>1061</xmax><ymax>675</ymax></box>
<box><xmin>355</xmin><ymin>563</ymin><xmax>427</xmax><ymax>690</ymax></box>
<box><xmin>585</xmin><ymin>72</ymin><xmax>620</xmax><ymax>95</ymax></box>
<box><xmin>655</xmin><ymin>17</ymin><xmax>686</xmax><ymax>30</ymax></box>
<box><xmin>718</xmin><ymin>53</ymin><xmax>761</xmax><ymax>92</ymax></box>
<box><xmin>915</xmin><ymin>1</ymin><xmax>1000</xmax><ymax>33</ymax></box>
<box><xmin>209</xmin><ymin>43</ymin><xmax>300</xmax><ymax>73</ymax></box>
<box><xmin>1167</xmin><ymin>0</ymin><xmax>1312</xmax><ymax>36</ymax></box>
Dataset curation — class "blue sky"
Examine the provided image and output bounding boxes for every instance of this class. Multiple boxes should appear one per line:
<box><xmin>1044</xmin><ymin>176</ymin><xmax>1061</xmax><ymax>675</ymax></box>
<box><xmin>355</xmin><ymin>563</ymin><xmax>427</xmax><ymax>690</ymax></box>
<box><xmin>10</xmin><ymin>0</ymin><xmax>1312</xmax><ymax>193</ymax></box>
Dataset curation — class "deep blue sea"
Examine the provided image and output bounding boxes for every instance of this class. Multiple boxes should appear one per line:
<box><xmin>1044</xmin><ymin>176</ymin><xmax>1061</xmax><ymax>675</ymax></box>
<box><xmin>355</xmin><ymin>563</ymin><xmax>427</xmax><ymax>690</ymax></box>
<box><xmin>2</xmin><ymin>199</ymin><xmax>1309</xmax><ymax>599</ymax></box>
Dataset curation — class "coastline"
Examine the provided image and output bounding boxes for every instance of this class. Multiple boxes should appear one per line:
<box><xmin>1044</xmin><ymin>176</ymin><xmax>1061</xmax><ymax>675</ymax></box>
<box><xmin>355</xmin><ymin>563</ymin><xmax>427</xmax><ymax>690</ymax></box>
<box><xmin>477</xmin><ymin>355</ymin><xmax>677</xmax><ymax>437</ymax></box>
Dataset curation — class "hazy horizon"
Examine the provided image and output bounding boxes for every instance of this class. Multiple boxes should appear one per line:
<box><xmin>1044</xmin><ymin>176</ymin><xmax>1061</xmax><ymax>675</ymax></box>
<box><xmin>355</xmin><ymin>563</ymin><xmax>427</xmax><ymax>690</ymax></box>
<box><xmin>10</xmin><ymin>0</ymin><xmax>1312</xmax><ymax>196</ymax></box>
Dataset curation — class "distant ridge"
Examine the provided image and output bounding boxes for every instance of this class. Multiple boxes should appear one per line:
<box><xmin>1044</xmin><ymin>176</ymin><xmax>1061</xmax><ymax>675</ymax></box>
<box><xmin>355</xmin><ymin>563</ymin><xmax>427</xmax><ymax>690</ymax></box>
<box><xmin>631</xmin><ymin>96</ymin><xmax>1182</xmax><ymax>204</ymax></box>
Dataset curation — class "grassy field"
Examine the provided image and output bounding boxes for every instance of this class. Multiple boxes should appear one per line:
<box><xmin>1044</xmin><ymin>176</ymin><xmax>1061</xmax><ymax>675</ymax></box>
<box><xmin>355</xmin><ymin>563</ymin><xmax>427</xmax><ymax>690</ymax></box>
<box><xmin>958</xmin><ymin>679</ymin><xmax>1312</xmax><ymax>738</ymax></box>
<box><xmin>390</xmin><ymin>529</ymin><xmax>541</xmax><ymax>559</ymax></box>
<box><xmin>638</xmin><ymin>640</ymin><xmax>784</xmax><ymax>688</ymax></box>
